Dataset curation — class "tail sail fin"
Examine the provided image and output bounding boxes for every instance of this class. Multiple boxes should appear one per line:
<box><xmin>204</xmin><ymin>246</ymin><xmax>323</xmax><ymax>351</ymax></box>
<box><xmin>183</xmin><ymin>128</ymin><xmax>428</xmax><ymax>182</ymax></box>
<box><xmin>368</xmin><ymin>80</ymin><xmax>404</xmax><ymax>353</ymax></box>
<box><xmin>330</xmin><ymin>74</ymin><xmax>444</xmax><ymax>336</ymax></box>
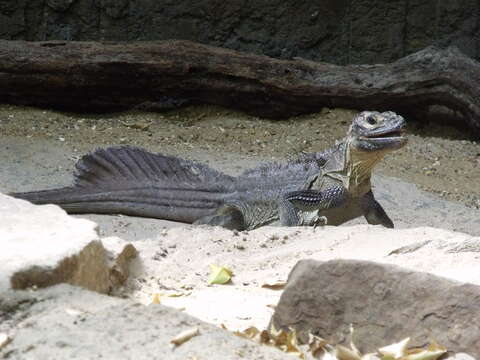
<box><xmin>11</xmin><ymin>146</ymin><xmax>235</xmax><ymax>223</ymax></box>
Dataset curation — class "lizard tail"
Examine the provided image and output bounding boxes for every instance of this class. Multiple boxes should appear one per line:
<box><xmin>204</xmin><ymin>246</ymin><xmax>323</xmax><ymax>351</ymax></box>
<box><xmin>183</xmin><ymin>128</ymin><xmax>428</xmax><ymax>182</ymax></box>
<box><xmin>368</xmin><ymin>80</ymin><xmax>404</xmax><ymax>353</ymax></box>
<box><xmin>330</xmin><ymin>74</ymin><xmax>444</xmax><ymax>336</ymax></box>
<box><xmin>10</xmin><ymin>146</ymin><xmax>235</xmax><ymax>223</ymax></box>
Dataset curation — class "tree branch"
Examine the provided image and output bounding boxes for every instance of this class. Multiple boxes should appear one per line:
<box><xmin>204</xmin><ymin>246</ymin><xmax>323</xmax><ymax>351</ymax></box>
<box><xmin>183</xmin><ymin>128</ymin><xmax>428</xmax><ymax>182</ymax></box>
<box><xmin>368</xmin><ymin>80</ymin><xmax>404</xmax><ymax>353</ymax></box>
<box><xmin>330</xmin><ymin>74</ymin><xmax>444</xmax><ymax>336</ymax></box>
<box><xmin>0</xmin><ymin>40</ymin><xmax>479</xmax><ymax>137</ymax></box>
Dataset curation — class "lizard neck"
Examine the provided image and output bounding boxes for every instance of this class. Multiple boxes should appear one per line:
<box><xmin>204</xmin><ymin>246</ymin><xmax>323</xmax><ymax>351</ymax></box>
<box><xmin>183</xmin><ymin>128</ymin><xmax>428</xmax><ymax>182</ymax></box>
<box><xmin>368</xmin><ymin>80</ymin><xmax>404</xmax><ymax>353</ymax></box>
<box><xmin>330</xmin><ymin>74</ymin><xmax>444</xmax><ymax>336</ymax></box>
<box><xmin>320</xmin><ymin>139</ymin><xmax>385</xmax><ymax>197</ymax></box>
<box><xmin>343</xmin><ymin>138</ymin><xmax>386</xmax><ymax>195</ymax></box>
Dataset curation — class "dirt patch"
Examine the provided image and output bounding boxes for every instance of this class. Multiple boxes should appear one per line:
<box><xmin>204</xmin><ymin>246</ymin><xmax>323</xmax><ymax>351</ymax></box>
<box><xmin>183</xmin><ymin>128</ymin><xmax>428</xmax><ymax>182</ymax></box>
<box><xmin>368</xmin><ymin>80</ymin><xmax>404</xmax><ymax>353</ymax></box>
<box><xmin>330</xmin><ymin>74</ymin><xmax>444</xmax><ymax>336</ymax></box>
<box><xmin>0</xmin><ymin>104</ymin><xmax>479</xmax><ymax>208</ymax></box>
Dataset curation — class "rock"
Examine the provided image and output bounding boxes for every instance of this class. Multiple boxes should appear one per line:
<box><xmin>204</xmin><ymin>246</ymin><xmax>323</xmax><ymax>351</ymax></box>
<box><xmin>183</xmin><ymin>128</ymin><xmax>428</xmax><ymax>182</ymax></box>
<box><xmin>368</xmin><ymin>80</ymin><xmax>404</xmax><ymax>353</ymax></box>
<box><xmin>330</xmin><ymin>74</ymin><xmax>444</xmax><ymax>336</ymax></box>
<box><xmin>0</xmin><ymin>193</ymin><xmax>136</xmax><ymax>294</ymax></box>
<box><xmin>103</xmin><ymin>236</ymin><xmax>138</xmax><ymax>289</ymax></box>
<box><xmin>0</xmin><ymin>285</ymin><xmax>293</xmax><ymax>360</ymax></box>
<box><xmin>46</xmin><ymin>0</ymin><xmax>76</xmax><ymax>12</ymax></box>
<box><xmin>2</xmin><ymin>1</ymin><xmax>480</xmax><ymax>65</ymax></box>
<box><xmin>271</xmin><ymin>259</ymin><xmax>480</xmax><ymax>357</ymax></box>
<box><xmin>373</xmin><ymin>175</ymin><xmax>480</xmax><ymax>236</ymax></box>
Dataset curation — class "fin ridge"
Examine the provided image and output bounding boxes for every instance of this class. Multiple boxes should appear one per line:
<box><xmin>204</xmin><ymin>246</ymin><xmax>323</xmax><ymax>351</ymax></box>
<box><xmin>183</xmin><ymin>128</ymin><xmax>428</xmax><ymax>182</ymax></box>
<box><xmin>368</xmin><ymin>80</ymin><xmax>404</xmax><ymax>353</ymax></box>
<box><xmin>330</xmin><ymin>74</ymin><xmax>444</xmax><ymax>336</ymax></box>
<box><xmin>72</xmin><ymin>145</ymin><xmax>234</xmax><ymax>190</ymax></box>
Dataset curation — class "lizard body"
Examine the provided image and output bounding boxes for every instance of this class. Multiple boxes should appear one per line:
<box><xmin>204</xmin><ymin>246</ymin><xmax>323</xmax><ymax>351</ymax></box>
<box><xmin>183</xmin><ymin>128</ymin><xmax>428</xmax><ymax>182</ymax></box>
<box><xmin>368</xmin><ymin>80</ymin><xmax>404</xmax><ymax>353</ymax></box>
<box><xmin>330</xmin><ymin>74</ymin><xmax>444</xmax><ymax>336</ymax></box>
<box><xmin>11</xmin><ymin>111</ymin><xmax>407</xmax><ymax>230</ymax></box>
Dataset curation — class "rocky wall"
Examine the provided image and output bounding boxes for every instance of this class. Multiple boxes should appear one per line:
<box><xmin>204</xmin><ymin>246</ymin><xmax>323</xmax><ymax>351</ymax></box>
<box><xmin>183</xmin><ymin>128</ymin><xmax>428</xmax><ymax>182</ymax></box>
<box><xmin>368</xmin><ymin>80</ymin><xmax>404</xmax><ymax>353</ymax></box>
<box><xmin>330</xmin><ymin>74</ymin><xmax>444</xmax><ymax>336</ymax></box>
<box><xmin>1</xmin><ymin>0</ymin><xmax>479</xmax><ymax>64</ymax></box>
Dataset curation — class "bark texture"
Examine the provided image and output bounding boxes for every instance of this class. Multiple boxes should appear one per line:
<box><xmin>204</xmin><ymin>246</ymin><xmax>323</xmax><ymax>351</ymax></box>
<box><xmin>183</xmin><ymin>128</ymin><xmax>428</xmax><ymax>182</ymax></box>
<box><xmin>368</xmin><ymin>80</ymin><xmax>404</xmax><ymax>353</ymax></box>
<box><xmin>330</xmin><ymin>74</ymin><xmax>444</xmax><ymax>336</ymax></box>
<box><xmin>0</xmin><ymin>40</ymin><xmax>479</xmax><ymax>137</ymax></box>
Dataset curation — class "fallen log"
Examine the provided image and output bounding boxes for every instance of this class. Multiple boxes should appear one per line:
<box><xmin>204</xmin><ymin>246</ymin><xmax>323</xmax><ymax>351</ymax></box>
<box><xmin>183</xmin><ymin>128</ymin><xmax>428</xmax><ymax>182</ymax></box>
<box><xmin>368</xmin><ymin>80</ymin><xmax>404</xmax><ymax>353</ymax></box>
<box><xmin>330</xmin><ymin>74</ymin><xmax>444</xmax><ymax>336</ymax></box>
<box><xmin>0</xmin><ymin>40</ymin><xmax>479</xmax><ymax>137</ymax></box>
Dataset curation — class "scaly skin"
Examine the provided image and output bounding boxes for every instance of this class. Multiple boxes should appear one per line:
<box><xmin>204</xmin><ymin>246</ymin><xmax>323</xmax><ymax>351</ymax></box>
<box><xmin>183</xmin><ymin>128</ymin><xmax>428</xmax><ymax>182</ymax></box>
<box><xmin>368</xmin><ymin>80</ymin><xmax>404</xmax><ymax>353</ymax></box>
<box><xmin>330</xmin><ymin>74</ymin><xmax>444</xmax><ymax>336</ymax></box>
<box><xmin>11</xmin><ymin>111</ymin><xmax>407</xmax><ymax>231</ymax></box>
<box><xmin>195</xmin><ymin>111</ymin><xmax>407</xmax><ymax>230</ymax></box>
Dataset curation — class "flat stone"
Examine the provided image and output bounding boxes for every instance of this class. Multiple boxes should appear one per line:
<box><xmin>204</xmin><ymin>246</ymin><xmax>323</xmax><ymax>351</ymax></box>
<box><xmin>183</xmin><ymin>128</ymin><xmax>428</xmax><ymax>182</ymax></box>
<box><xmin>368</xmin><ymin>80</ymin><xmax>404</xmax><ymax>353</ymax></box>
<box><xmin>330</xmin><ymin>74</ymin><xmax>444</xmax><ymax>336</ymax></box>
<box><xmin>0</xmin><ymin>285</ymin><xmax>293</xmax><ymax>360</ymax></box>
<box><xmin>0</xmin><ymin>193</ymin><xmax>136</xmax><ymax>294</ymax></box>
<box><xmin>271</xmin><ymin>259</ymin><xmax>480</xmax><ymax>358</ymax></box>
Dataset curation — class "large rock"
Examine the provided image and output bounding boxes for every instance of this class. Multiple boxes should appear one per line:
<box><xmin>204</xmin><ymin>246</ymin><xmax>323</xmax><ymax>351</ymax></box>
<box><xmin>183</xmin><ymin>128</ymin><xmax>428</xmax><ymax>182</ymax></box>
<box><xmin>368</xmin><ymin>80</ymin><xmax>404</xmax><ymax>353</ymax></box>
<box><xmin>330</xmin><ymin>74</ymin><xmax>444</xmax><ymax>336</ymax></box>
<box><xmin>110</xmin><ymin>224</ymin><xmax>480</xmax><ymax>335</ymax></box>
<box><xmin>0</xmin><ymin>193</ymin><xmax>136</xmax><ymax>293</ymax></box>
<box><xmin>271</xmin><ymin>259</ymin><xmax>480</xmax><ymax>357</ymax></box>
<box><xmin>1</xmin><ymin>0</ymin><xmax>479</xmax><ymax>65</ymax></box>
<box><xmin>0</xmin><ymin>285</ymin><xmax>293</xmax><ymax>360</ymax></box>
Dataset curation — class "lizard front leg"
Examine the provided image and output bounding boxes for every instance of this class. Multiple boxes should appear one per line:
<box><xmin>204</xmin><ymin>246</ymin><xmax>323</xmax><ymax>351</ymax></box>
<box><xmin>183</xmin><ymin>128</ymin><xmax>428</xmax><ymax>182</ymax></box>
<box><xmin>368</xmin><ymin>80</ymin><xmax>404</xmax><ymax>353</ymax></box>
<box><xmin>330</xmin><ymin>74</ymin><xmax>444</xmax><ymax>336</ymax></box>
<box><xmin>279</xmin><ymin>186</ymin><xmax>347</xmax><ymax>227</ymax></box>
<box><xmin>360</xmin><ymin>190</ymin><xmax>394</xmax><ymax>228</ymax></box>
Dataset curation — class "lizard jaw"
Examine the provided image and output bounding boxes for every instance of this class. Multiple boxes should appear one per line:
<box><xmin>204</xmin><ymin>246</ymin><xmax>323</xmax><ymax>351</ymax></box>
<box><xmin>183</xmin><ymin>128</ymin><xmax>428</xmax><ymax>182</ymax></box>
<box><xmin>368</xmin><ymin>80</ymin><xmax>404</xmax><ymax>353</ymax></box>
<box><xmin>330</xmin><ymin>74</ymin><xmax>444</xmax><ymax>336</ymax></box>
<box><xmin>365</xmin><ymin>135</ymin><xmax>408</xmax><ymax>147</ymax></box>
<box><xmin>362</xmin><ymin>126</ymin><xmax>406</xmax><ymax>139</ymax></box>
<box><xmin>358</xmin><ymin>125</ymin><xmax>408</xmax><ymax>149</ymax></box>
<box><xmin>354</xmin><ymin>129</ymin><xmax>408</xmax><ymax>151</ymax></box>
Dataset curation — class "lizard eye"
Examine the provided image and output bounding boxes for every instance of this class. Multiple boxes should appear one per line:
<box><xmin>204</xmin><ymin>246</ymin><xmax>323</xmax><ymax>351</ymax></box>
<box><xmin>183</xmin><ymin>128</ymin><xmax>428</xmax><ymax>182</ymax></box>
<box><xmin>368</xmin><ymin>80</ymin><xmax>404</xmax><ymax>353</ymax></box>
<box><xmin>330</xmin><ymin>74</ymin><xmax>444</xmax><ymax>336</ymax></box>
<box><xmin>366</xmin><ymin>116</ymin><xmax>377</xmax><ymax>125</ymax></box>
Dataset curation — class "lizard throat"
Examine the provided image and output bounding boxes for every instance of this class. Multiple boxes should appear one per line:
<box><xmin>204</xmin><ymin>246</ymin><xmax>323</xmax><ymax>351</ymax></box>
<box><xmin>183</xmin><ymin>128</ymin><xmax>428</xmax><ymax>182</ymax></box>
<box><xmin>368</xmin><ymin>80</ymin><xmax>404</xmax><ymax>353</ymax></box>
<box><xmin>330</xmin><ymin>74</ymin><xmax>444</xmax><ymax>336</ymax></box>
<box><xmin>344</xmin><ymin>141</ymin><xmax>387</xmax><ymax>194</ymax></box>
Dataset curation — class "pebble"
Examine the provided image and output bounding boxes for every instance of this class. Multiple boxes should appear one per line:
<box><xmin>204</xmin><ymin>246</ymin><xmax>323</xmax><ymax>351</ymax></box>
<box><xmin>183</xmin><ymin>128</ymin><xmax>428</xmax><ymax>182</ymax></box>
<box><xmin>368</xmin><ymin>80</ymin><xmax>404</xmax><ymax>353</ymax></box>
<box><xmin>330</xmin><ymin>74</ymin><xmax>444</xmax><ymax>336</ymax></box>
<box><xmin>0</xmin><ymin>333</ymin><xmax>11</xmax><ymax>349</ymax></box>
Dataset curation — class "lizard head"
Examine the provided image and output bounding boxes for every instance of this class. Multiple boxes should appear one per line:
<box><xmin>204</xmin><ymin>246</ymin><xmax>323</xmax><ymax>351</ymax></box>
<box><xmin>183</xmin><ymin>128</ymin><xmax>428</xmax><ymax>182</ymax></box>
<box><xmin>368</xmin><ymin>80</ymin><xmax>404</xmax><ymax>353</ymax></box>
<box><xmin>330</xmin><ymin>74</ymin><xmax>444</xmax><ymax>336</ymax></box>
<box><xmin>348</xmin><ymin>111</ymin><xmax>407</xmax><ymax>152</ymax></box>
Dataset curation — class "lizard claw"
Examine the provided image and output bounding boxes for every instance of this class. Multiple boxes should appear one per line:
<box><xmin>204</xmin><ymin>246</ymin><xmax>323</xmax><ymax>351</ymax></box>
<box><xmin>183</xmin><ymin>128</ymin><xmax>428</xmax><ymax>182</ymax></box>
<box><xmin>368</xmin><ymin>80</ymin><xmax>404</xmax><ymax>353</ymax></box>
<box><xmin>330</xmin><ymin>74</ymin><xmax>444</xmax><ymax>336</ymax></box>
<box><xmin>313</xmin><ymin>215</ymin><xmax>328</xmax><ymax>229</ymax></box>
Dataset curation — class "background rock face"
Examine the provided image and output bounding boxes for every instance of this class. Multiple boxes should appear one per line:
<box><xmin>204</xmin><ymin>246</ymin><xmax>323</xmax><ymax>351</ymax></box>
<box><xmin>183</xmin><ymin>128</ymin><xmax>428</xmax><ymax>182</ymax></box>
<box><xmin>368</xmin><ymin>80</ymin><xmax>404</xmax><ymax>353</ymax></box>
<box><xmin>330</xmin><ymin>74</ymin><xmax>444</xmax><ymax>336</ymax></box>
<box><xmin>1</xmin><ymin>0</ymin><xmax>479</xmax><ymax>64</ymax></box>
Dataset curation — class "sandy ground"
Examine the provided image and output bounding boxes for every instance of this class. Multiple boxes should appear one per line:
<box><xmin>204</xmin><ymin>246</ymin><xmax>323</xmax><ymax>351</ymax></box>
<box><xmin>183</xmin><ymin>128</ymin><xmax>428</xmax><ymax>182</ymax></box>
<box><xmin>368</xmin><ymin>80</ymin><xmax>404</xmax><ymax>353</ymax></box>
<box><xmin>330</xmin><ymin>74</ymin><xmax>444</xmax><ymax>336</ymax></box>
<box><xmin>116</xmin><ymin>225</ymin><xmax>480</xmax><ymax>332</ymax></box>
<box><xmin>2</xmin><ymin>104</ymin><xmax>480</xmax><ymax>349</ymax></box>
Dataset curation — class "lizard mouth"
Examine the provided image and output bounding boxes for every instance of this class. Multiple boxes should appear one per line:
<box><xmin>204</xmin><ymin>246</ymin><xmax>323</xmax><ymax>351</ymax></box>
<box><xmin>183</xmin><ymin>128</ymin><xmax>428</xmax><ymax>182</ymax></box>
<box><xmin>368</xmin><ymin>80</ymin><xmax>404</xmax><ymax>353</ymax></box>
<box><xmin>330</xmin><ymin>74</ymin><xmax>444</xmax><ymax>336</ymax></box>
<box><xmin>363</xmin><ymin>128</ymin><xmax>406</xmax><ymax>140</ymax></box>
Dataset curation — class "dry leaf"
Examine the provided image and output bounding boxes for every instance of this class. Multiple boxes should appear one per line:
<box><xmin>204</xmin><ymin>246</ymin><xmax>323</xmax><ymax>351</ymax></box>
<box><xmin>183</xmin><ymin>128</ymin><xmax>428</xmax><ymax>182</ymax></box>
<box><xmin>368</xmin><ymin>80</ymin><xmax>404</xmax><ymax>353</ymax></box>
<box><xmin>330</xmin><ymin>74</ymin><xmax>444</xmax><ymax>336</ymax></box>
<box><xmin>120</xmin><ymin>120</ymin><xmax>152</xmax><ymax>131</ymax></box>
<box><xmin>269</xmin><ymin>323</ymin><xmax>282</xmax><ymax>335</ymax></box>
<box><xmin>361</xmin><ymin>354</ymin><xmax>381</xmax><ymax>360</ymax></box>
<box><xmin>232</xmin><ymin>324</ymin><xmax>447</xmax><ymax>360</ymax></box>
<box><xmin>167</xmin><ymin>291</ymin><xmax>191</xmax><ymax>298</ymax></box>
<box><xmin>261</xmin><ymin>281</ymin><xmax>287</xmax><ymax>290</ymax></box>
<box><xmin>308</xmin><ymin>333</ymin><xmax>329</xmax><ymax>357</ymax></box>
<box><xmin>151</xmin><ymin>291</ymin><xmax>190</xmax><ymax>304</ymax></box>
<box><xmin>285</xmin><ymin>331</ymin><xmax>298</xmax><ymax>352</ymax></box>
<box><xmin>403</xmin><ymin>342</ymin><xmax>447</xmax><ymax>360</ymax></box>
<box><xmin>348</xmin><ymin>325</ymin><xmax>362</xmax><ymax>358</ymax></box>
<box><xmin>208</xmin><ymin>264</ymin><xmax>233</xmax><ymax>284</ymax></box>
<box><xmin>426</xmin><ymin>341</ymin><xmax>446</xmax><ymax>352</ymax></box>
<box><xmin>321</xmin><ymin>349</ymin><xmax>340</xmax><ymax>360</ymax></box>
<box><xmin>378</xmin><ymin>337</ymin><xmax>410</xmax><ymax>359</ymax></box>
<box><xmin>244</xmin><ymin>327</ymin><xmax>260</xmax><ymax>339</ymax></box>
<box><xmin>170</xmin><ymin>327</ymin><xmax>200</xmax><ymax>346</ymax></box>
<box><xmin>336</xmin><ymin>344</ymin><xmax>362</xmax><ymax>360</ymax></box>
<box><xmin>151</xmin><ymin>293</ymin><xmax>161</xmax><ymax>304</ymax></box>
<box><xmin>235</xmin><ymin>325</ymin><xmax>305</xmax><ymax>358</ymax></box>
<box><xmin>272</xmin><ymin>327</ymin><xmax>304</xmax><ymax>358</ymax></box>
<box><xmin>234</xmin><ymin>326</ymin><xmax>259</xmax><ymax>340</ymax></box>
<box><xmin>273</xmin><ymin>329</ymin><xmax>288</xmax><ymax>347</ymax></box>
<box><xmin>403</xmin><ymin>349</ymin><xmax>446</xmax><ymax>360</ymax></box>
<box><xmin>259</xmin><ymin>330</ymin><xmax>271</xmax><ymax>344</ymax></box>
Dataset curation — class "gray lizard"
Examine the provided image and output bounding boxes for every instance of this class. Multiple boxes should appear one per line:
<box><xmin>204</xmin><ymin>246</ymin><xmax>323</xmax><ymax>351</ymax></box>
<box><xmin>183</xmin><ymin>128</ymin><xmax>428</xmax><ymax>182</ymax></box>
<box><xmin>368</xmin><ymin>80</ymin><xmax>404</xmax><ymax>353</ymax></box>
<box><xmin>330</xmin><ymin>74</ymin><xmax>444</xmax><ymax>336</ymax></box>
<box><xmin>11</xmin><ymin>111</ymin><xmax>407</xmax><ymax>230</ymax></box>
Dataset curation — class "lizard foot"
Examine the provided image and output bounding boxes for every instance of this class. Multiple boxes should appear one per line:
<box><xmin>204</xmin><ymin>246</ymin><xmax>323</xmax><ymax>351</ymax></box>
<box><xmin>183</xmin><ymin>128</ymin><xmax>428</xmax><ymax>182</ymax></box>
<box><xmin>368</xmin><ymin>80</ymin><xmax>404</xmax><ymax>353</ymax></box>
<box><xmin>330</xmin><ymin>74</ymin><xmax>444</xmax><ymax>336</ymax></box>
<box><xmin>312</xmin><ymin>215</ymin><xmax>328</xmax><ymax>229</ymax></box>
